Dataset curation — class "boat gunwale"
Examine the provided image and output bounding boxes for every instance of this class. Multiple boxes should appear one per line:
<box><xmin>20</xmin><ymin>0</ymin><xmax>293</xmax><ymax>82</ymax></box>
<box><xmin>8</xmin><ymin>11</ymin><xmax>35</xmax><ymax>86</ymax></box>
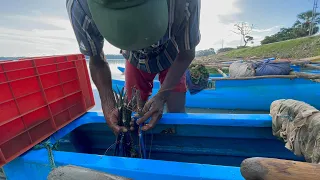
<box><xmin>3</xmin><ymin>111</ymin><xmax>273</xmax><ymax>180</ymax></box>
<box><xmin>45</xmin><ymin>112</ymin><xmax>272</xmax><ymax>145</ymax></box>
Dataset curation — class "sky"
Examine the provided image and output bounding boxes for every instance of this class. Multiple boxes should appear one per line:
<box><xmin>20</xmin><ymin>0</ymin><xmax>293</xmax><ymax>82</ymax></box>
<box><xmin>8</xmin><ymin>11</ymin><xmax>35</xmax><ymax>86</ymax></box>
<box><xmin>0</xmin><ymin>0</ymin><xmax>315</xmax><ymax>57</ymax></box>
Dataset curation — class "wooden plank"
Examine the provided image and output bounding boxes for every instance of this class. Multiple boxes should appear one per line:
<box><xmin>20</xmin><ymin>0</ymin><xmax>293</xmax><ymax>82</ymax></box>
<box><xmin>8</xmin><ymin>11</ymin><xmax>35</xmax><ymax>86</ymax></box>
<box><xmin>212</xmin><ymin>67</ymin><xmax>228</xmax><ymax>77</ymax></box>
<box><xmin>208</xmin><ymin>72</ymin><xmax>320</xmax><ymax>81</ymax></box>
<box><xmin>304</xmin><ymin>64</ymin><xmax>320</xmax><ymax>70</ymax></box>
<box><xmin>240</xmin><ymin>157</ymin><xmax>320</xmax><ymax>180</ymax></box>
<box><xmin>48</xmin><ymin>165</ymin><xmax>131</xmax><ymax>180</ymax></box>
<box><xmin>300</xmin><ymin>55</ymin><xmax>320</xmax><ymax>62</ymax></box>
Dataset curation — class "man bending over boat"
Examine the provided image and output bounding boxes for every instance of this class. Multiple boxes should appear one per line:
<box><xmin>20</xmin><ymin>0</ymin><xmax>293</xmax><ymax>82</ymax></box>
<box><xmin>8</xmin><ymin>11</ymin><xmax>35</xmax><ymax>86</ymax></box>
<box><xmin>66</xmin><ymin>0</ymin><xmax>201</xmax><ymax>134</ymax></box>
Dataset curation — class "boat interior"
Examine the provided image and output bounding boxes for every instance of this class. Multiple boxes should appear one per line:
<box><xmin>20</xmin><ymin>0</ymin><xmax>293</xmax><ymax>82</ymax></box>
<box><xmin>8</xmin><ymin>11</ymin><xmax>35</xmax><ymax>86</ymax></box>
<box><xmin>55</xmin><ymin>112</ymin><xmax>304</xmax><ymax>167</ymax></box>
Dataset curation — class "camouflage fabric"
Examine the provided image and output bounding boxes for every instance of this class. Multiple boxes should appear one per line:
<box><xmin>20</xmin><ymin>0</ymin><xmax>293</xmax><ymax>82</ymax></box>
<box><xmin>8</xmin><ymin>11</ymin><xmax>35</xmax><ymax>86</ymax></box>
<box><xmin>271</xmin><ymin>99</ymin><xmax>320</xmax><ymax>163</ymax></box>
<box><xmin>229</xmin><ymin>60</ymin><xmax>255</xmax><ymax>78</ymax></box>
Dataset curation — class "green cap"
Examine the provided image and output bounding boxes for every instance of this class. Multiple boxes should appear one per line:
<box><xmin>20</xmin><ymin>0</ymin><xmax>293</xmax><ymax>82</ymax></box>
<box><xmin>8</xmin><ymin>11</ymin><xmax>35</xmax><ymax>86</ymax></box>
<box><xmin>87</xmin><ymin>0</ymin><xmax>168</xmax><ymax>51</ymax></box>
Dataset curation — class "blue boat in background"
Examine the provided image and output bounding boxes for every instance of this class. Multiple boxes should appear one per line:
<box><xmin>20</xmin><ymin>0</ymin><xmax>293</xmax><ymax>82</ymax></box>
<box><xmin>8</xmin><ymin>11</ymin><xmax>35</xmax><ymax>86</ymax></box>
<box><xmin>117</xmin><ymin>66</ymin><xmax>125</xmax><ymax>73</ymax></box>
<box><xmin>2</xmin><ymin>112</ymin><xmax>305</xmax><ymax>180</ymax></box>
<box><xmin>117</xmin><ymin>65</ymin><xmax>320</xmax><ymax>78</ymax></box>
<box><xmin>117</xmin><ymin>66</ymin><xmax>225</xmax><ymax>78</ymax></box>
<box><xmin>112</xmin><ymin>76</ymin><xmax>320</xmax><ymax>111</ymax></box>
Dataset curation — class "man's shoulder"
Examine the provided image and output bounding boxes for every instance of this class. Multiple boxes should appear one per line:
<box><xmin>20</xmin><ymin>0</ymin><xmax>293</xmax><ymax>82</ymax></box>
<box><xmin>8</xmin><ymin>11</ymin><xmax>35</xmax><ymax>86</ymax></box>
<box><xmin>169</xmin><ymin>0</ymin><xmax>200</xmax><ymax>32</ymax></box>
<box><xmin>68</xmin><ymin>0</ymin><xmax>92</xmax><ymax>18</ymax></box>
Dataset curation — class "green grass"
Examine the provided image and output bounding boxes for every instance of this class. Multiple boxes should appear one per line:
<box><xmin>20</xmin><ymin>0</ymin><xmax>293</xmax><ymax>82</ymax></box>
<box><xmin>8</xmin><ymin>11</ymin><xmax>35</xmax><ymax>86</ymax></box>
<box><xmin>198</xmin><ymin>35</ymin><xmax>320</xmax><ymax>62</ymax></box>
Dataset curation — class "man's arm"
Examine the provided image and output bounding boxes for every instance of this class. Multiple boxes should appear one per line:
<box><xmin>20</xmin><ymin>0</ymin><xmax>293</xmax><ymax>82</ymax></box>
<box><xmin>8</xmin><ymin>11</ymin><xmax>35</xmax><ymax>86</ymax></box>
<box><xmin>158</xmin><ymin>0</ymin><xmax>200</xmax><ymax>97</ymax></box>
<box><xmin>158</xmin><ymin>49</ymin><xmax>195</xmax><ymax>98</ymax></box>
<box><xmin>66</xmin><ymin>0</ymin><xmax>126</xmax><ymax>134</ymax></box>
<box><xmin>66</xmin><ymin>0</ymin><xmax>115</xmax><ymax>119</ymax></box>
<box><xmin>137</xmin><ymin>1</ymin><xmax>200</xmax><ymax>129</ymax></box>
<box><xmin>137</xmin><ymin>49</ymin><xmax>195</xmax><ymax>129</ymax></box>
<box><xmin>89</xmin><ymin>54</ymin><xmax>127</xmax><ymax>134</ymax></box>
<box><xmin>89</xmin><ymin>54</ymin><xmax>115</xmax><ymax>117</ymax></box>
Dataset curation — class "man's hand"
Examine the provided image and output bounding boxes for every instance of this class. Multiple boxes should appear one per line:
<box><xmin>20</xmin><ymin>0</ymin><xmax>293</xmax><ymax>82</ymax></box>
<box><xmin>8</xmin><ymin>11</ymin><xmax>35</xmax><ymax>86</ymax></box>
<box><xmin>136</xmin><ymin>49</ymin><xmax>195</xmax><ymax>131</ymax></box>
<box><xmin>105</xmin><ymin>107</ymin><xmax>128</xmax><ymax>135</ymax></box>
<box><xmin>89</xmin><ymin>54</ymin><xmax>127</xmax><ymax>135</ymax></box>
<box><xmin>136</xmin><ymin>92</ymin><xmax>168</xmax><ymax>131</ymax></box>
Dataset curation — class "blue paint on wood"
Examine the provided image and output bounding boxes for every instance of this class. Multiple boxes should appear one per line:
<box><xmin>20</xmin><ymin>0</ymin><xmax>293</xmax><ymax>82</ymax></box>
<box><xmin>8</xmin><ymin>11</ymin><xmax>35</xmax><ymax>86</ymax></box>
<box><xmin>117</xmin><ymin>66</ymin><xmax>224</xmax><ymax>80</ymax></box>
<box><xmin>35</xmin><ymin>112</ymin><xmax>272</xmax><ymax>145</ymax></box>
<box><xmin>303</xmin><ymin>69</ymin><xmax>320</xmax><ymax>74</ymax></box>
<box><xmin>4</xmin><ymin>149</ymin><xmax>243</xmax><ymax>180</ymax></box>
<box><xmin>3</xmin><ymin>112</ymin><xmax>305</xmax><ymax>180</ymax></box>
<box><xmin>210</xmin><ymin>74</ymin><xmax>225</xmax><ymax>78</ymax></box>
<box><xmin>117</xmin><ymin>64</ymin><xmax>317</xmax><ymax>76</ymax></box>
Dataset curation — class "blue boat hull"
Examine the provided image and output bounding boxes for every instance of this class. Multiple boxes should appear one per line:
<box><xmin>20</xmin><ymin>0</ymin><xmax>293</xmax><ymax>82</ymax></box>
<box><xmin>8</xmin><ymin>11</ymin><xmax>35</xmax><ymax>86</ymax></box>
<box><xmin>112</xmin><ymin>77</ymin><xmax>320</xmax><ymax>111</ymax></box>
<box><xmin>117</xmin><ymin>66</ymin><xmax>125</xmax><ymax>73</ymax></box>
<box><xmin>3</xmin><ymin>112</ymin><xmax>304</xmax><ymax>180</ymax></box>
<box><xmin>117</xmin><ymin>65</ymin><xmax>320</xmax><ymax>77</ymax></box>
<box><xmin>117</xmin><ymin>66</ymin><xmax>224</xmax><ymax>78</ymax></box>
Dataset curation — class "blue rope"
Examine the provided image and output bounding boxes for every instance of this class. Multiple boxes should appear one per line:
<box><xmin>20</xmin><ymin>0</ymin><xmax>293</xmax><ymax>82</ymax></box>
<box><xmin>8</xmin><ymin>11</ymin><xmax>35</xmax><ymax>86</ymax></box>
<box><xmin>139</xmin><ymin>124</ymin><xmax>147</xmax><ymax>159</ymax></box>
<box><xmin>113</xmin><ymin>113</ymin><xmax>148</xmax><ymax>159</ymax></box>
<box><xmin>132</xmin><ymin>113</ymin><xmax>147</xmax><ymax>159</ymax></box>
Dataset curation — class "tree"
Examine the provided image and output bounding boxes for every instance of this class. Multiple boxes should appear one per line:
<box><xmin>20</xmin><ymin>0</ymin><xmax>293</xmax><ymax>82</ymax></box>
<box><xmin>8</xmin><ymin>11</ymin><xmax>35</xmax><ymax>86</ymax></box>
<box><xmin>261</xmin><ymin>27</ymin><xmax>311</xmax><ymax>44</ymax></box>
<box><xmin>293</xmin><ymin>10</ymin><xmax>320</xmax><ymax>35</ymax></box>
<box><xmin>245</xmin><ymin>36</ymin><xmax>254</xmax><ymax>45</ymax></box>
<box><xmin>261</xmin><ymin>10</ymin><xmax>320</xmax><ymax>44</ymax></box>
<box><xmin>195</xmin><ymin>48</ymin><xmax>216</xmax><ymax>57</ymax></box>
<box><xmin>217</xmin><ymin>47</ymin><xmax>235</xmax><ymax>54</ymax></box>
<box><xmin>232</xmin><ymin>22</ymin><xmax>254</xmax><ymax>47</ymax></box>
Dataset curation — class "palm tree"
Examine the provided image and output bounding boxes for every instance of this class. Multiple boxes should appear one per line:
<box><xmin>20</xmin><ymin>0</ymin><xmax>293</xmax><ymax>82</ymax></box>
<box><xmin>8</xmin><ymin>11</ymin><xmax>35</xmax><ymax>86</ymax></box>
<box><xmin>293</xmin><ymin>10</ymin><xmax>320</xmax><ymax>34</ymax></box>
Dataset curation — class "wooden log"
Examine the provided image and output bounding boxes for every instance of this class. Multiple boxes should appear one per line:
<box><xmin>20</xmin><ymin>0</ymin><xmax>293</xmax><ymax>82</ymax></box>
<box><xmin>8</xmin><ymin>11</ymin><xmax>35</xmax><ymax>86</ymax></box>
<box><xmin>47</xmin><ymin>165</ymin><xmax>131</xmax><ymax>180</ymax></box>
<box><xmin>304</xmin><ymin>64</ymin><xmax>320</xmax><ymax>70</ymax></box>
<box><xmin>300</xmin><ymin>55</ymin><xmax>320</xmax><ymax>62</ymax></box>
<box><xmin>286</xmin><ymin>60</ymin><xmax>310</xmax><ymax>65</ymax></box>
<box><xmin>206</xmin><ymin>63</ymin><xmax>231</xmax><ymax>68</ymax></box>
<box><xmin>240</xmin><ymin>157</ymin><xmax>320</xmax><ymax>180</ymax></box>
<box><xmin>205</xmin><ymin>59</ymin><xmax>318</xmax><ymax>69</ymax></box>
<box><xmin>213</xmin><ymin>67</ymin><xmax>228</xmax><ymax>77</ymax></box>
<box><xmin>209</xmin><ymin>72</ymin><xmax>320</xmax><ymax>81</ymax></box>
<box><xmin>294</xmin><ymin>72</ymin><xmax>320</xmax><ymax>79</ymax></box>
<box><xmin>210</xmin><ymin>75</ymin><xmax>296</xmax><ymax>81</ymax></box>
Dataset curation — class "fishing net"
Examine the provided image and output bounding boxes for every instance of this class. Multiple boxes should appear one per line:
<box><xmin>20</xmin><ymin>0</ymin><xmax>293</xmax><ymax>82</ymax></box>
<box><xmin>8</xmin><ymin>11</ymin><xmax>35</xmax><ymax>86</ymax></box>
<box><xmin>270</xmin><ymin>99</ymin><xmax>320</xmax><ymax>163</ymax></box>
<box><xmin>186</xmin><ymin>64</ymin><xmax>210</xmax><ymax>95</ymax></box>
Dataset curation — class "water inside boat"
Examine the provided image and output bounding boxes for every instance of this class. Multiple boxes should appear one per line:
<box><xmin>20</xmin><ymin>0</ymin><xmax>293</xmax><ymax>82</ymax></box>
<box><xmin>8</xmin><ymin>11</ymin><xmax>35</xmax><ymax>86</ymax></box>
<box><xmin>54</xmin><ymin>112</ymin><xmax>303</xmax><ymax>168</ymax></box>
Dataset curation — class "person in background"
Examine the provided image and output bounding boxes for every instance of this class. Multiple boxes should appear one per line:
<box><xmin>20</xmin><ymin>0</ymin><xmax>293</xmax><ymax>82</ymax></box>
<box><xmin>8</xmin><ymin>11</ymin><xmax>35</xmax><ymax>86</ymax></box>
<box><xmin>66</xmin><ymin>0</ymin><xmax>201</xmax><ymax>134</ymax></box>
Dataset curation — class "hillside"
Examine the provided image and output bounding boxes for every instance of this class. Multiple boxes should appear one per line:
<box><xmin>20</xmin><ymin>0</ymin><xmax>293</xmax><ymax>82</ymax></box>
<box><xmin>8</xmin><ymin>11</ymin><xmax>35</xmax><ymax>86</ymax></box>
<box><xmin>197</xmin><ymin>35</ymin><xmax>320</xmax><ymax>63</ymax></box>
<box><xmin>2</xmin><ymin>36</ymin><xmax>320</xmax><ymax>63</ymax></box>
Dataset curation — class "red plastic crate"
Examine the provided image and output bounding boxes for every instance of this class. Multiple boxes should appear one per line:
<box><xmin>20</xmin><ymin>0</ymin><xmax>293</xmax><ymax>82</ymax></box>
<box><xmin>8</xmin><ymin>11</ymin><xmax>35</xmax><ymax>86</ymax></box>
<box><xmin>0</xmin><ymin>54</ymin><xmax>95</xmax><ymax>167</ymax></box>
